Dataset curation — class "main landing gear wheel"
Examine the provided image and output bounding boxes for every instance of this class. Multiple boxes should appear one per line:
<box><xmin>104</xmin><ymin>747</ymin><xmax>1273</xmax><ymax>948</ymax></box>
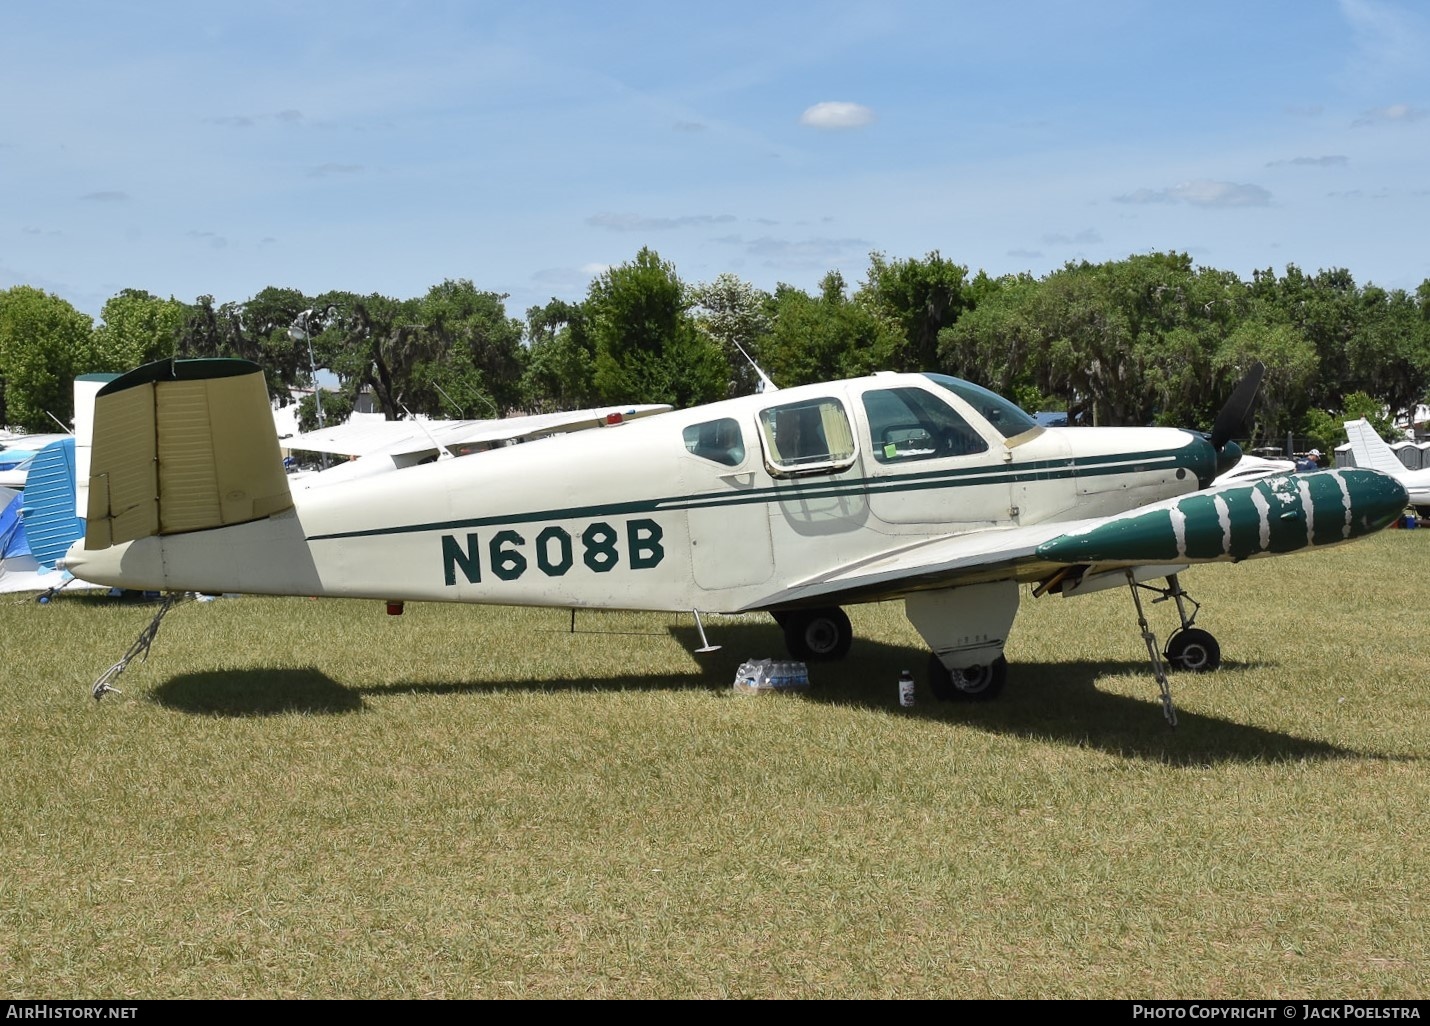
<box><xmin>927</xmin><ymin>653</ymin><xmax>1008</xmax><ymax>702</ymax></box>
<box><xmin>1163</xmin><ymin>628</ymin><xmax>1221</xmax><ymax>673</ymax></box>
<box><xmin>781</xmin><ymin>607</ymin><xmax>853</xmax><ymax>661</ymax></box>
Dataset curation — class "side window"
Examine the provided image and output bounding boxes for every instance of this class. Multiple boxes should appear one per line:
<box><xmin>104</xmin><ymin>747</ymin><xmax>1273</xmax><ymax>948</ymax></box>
<box><xmin>682</xmin><ymin>417</ymin><xmax>746</xmax><ymax>467</ymax></box>
<box><xmin>758</xmin><ymin>398</ymin><xmax>856</xmax><ymax>475</ymax></box>
<box><xmin>862</xmin><ymin>387</ymin><xmax>989</xmax><ymax>463</ymax></box>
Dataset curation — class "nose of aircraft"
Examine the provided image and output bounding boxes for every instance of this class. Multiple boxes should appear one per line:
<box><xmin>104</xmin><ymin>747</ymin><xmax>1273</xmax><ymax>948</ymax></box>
<box><xmin>1344</xmin><ymin>467</ymin><xmax>1410</xmax><ymax>535</ymax></box>
<box><xmin>1178</xmin><ymin>430</ymin><xmax>1225</xmax><ymax>488</ymax></box>
<box><xmin>1214</xmin><ymin>439</ymin><xmax>1243</xmax><ymax>480</ymax></box>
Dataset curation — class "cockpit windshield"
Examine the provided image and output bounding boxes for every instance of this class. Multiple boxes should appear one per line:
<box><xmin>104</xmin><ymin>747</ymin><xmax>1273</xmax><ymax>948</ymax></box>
<box><xmin>922</xmin><ymin>374</ymin><xmax>1039</xmax><ymax>439</ymax></box>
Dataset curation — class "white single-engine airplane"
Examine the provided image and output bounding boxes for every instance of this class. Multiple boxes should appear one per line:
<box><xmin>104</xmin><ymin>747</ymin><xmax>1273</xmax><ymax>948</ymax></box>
<box><xmin>1343</xmin><ymin>417</ymin><xmax>1430</xmax><ymax>515</ymax></box>
<box><xmin>63</xmin><ymin>358</ymin><xmax>1407</xmax><ymax>723</ymax></box>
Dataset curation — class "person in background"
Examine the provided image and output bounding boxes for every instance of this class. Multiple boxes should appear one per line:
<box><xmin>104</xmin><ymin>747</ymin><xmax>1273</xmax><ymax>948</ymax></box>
<box><xmin>1296</xmin><ymin>448</ymin><xmax>1322</xmax><ymax>472</ymax></box>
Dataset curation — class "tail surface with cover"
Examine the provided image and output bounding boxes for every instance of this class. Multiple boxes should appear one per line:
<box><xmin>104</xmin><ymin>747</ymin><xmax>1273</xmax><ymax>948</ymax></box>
<box><xmin>84</xmin><ymin>358</ymin><xmax>293</xmax><ymax>550</ymax></box>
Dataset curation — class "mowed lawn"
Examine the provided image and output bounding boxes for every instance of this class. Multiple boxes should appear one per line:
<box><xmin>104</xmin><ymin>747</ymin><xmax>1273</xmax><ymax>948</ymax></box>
<box><xmin>2</xmin><ymin>528</ymin><xmax>1427</xmax><ymax>999</ymax></box>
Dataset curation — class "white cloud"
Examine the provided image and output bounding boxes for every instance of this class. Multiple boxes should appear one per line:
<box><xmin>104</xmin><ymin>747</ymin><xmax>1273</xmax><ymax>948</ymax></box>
<box><xmin>1351</xmin><ymin>103</ymin><xmax>1428</xmax><ymax>126</ymax></box>
<box><xmin>799</xmin><ymin>101</ymin><xmax>874</xmax><ymax>130</ymax></box>
<box><xmin>1114</xmin><ymin>181</ymin><xmax>1271</xmax><ymax>208</ymax></box>
<box><xmin>1339</xmin><ymin>0</ymin><xmax>1429</xmax><ymax>89</ymax></box>
<box><xmin>586</xmin><ymin>213</ymin><xmax>737</xmax><ymax>231</ymax></box>
<box><xmin>1267</xmin><ymin>156</ymin><xmax>1350</xmax><ymax>167</ymax></box>
<box><xmin>1042</xmin><ymin>229</ymin><xmax>1103</xmax><ymax>245</ymax></box>
<box><xmin>1112</xmin><ymin>188</ymin><xmax>1177</xmax><ymax>206</ymax></box>
<box><xmin>308</xmin><ymin>163</ymin><xmax>364</xmax><ymax>177</ymax></box>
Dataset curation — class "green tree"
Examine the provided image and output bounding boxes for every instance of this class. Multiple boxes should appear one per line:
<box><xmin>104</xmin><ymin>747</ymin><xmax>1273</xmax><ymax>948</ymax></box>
<box><xmin>297</xmin><ymin>388</ymin><xmax>354</xmax><ymax>434</ymax></box>
<box><xmin>1301</xmin><ymin>391</ymin><xmax>1399</xmax><ymax>455</ymax></box>
<box><xmin>0</xmin><ymin>286</ymin><xmax>93</xmax><ymax>430</ymax></box>
<box><xmin>313</xmin><ymin>291</ymin><xmax>431</xmax><ymax>420</ymax></box>
<box><xmin>587</xmin><ymin>248</ymin><xmax>725</xmax><ymax>408</ymax></box>
<box><xmin>856</xmin><ymin>251</ymin><xmax>971</xmax><ymax>372</ymax></box>
<box><xmin>762</xmin><ymin>271</ymin><xmax>903</xmax><ymax>386</ymax></box>
<box><xmin>1345</xmin><ymin>285</ymin><xmax>1430</xmax><ymax>427</ymax></box>
<box><xmin>90</xmin><ymin>289</ymin><xmax>185</xmax><ymax>371</ymax></box>
<box><xmin>1252</xmin><ymin>265</ymin><xmax>1360</xmax><ymax>413</ymax></box>
<box><xmin>175</xmin><ymin>295</ymin><xmax>225</xmax><ymax>359</ymax></box>
<box><xmin>523</xmin><ymin>298</ymin><xmax>597</xmax><ymax>412</ymax></box>
<box><xmin>240</xmin><ymin>286</ymin><xmax>315</xmax><ymax>396</ymax></box>
<box><xmin>689</xmin><ymin>272</ymin><xmax>772</xmax><ymax>396</ymax></box>
<box><xmin>174</xmin><ymin>289</ymin><xmax>315</xmax><ymax>404</ymax></box>
<box><xmin>1215</xmin><ymin>319</ymin><xmax>1318</xmax><ymax>447</ymax></box>
<box><xmin>416</xmin><ymin>279</ymin><xmax>526</xmax><ymax>416</ymax></box>
<box><xmin>938</xmin><ymin>272</ymin><xmax>1048</xmax><ymax>401</ymax></box>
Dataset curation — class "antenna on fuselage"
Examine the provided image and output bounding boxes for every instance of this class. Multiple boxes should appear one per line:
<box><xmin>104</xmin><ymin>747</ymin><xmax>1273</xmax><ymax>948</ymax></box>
<box><xmin>732</xmin><ymin>338</ymin><xmax>778</xmax><ymax>393</ymax></box>
<box><xmin>400</xmin><ymin>403</ymin><xmax>455</xmax><ymax>462</ymax></box>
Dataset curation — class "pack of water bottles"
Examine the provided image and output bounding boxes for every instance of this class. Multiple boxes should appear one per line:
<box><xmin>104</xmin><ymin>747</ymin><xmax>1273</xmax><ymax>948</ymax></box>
<box><xmin>733</xmin><ymin>658</ymin><xmax>810</xmax><ymax>693</ymax></box>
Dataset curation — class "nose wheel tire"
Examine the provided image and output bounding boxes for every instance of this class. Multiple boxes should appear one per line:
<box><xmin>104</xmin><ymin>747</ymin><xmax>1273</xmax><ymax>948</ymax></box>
<box><xmin>927</xmin><ymin>653</ymin><xmax>1008</xmax><ymax>701</ymax></box>
<box><xmin>1164</xmin><ymin>628</ymin><xmax>1221</xmax><ymax>673</ymax></box>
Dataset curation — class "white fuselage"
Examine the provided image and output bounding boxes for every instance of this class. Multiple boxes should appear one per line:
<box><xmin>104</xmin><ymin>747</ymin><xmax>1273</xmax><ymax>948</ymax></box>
<box><xmin>67</xmin><ymin>373</ymin><xmax>1210</xmax><ymax>613</ymax></box>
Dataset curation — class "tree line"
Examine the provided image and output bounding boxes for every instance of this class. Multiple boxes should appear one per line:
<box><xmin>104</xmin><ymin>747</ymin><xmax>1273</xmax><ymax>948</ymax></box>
<box><xmin>2</xmin><ymin>247</ymin><xmax>1427</xmax><ymax>452</ymax></box>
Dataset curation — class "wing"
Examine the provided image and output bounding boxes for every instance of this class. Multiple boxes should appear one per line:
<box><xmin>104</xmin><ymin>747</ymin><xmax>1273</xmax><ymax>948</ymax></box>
<box><xmin>741</xmin><ymin>468</ymin><xmax>1406</xmax><ymax>611</ymax></box>
<box><xmin>433</xmin><ymin>404</ymin><xmax>673</xmax><ymax>454</ymax></box>
<box><xmin>282</xmin><ymin>405</ymin><xmax>673</xmax><ymax>460</ymax></box>
<box><xmin>280</xmin><ymin>413</ymin><xmax>431</xmax><ymax>457</ymax></box>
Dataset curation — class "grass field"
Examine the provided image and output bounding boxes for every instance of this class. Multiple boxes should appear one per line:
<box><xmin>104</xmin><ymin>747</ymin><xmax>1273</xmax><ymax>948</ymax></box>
<box><xmin>2</xmin><ymin>529</ymin><xmax>1427</xmax><ymax>999</ymax></box>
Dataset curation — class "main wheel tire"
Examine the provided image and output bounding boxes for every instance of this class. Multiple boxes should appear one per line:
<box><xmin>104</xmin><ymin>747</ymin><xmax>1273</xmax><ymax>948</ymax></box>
<box><xmin>927</xmin><ymin>652</ymin><xmax>1008</xmax><ymax>702</ymax></box>
<box><xmin>782</xmin><ymin>607</ymin><xmax>853</xmax><ymax>661</ymax></box>
<box><xmin>1164</xmin><ymin>628</ymin><xmax>1221</xmax><ymax>672</ymax></box>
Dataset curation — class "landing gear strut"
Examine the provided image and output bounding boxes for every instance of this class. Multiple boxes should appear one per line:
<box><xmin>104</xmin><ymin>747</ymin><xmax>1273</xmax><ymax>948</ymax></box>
<box><xmin>1152</xmin><ymin>572</ymin><xmax>1221</xmax><ymax>673</ymax></box>
<box><xmin>1124</xmin><ymin>571</ymin><xmax>1222</xmax><ymax>727</ymax></box>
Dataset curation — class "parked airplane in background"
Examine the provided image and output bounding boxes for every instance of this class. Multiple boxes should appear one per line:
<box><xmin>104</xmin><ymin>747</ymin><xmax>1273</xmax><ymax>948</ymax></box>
<box><xmin>64</xmin><ymin>358</ymin><xmax>1407</xmax><ymax>724</ymax></box>
<box><xmin>0</xmin><ymin>432</ymin><xmax>72</xmax><ymax>493</ymax></box>
<box><xmin>1344</xmin><ymin>417</ymin><xmax>1430</xmax><ymax>515</ymax></box>
<box><xmin>1211</xmin><ymin>452</ymin><xmax>1296</xmax><ymax>486</ymax></box>
<box><xmin>0</xmin><ymin>437</ymin><xmax>102</xmax><ymax>595</ymax></box>
<box><xmin>0</xmin><ymin>376</ymin><xmax>113</xmax><ymax>595</ymax></box>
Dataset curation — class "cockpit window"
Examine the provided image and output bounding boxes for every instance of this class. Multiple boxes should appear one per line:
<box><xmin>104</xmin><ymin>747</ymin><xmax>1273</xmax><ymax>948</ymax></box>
<box><xmin>923</xmin><ymin>373</ymin><xmax>1039</xmax><ymax>439</ymax></box>
<box><xmin>682</xmin><ymin>417</ymin><xmax>745</xmax><ymax>467</ymax></box>
<box><xmin>758</xmin><ymin>398</ymin><xmax>856</xmax><ymax>475</ymax></box>
<box><xmin>862</xmin><ymin>387</ymin><xmax>988</xmax><ymax>463</ymax></box>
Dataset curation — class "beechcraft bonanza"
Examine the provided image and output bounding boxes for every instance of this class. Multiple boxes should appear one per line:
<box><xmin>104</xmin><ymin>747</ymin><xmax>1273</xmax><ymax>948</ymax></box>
<box><xmin>63</xmin><ymin>358</ymin><xmax>1407</xmax><ymax>724</ymax></box>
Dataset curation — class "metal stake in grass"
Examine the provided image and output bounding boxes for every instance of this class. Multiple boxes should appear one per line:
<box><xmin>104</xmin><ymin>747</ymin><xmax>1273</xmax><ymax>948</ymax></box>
<box><xmin>91</xmin><ymin>592</ymin><xmax>189</xmax><ymax>701</ymax></box>
<box><xmin>1126</xmin><ymin>570</ymin><xmax>1177</xmax><ymax>728</ymax></box>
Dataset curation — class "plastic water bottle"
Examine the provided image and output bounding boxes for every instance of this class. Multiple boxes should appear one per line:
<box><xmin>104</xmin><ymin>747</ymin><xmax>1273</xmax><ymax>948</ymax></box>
<box><xmin>898</xmin><ymin>669</ymin><xmax>915</xmax><ymax>708</ymax></box>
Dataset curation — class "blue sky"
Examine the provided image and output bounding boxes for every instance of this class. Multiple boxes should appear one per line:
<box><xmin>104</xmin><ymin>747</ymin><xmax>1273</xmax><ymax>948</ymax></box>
<box><xmin>3</xmin><ymin>0</ymin><xmax>1428</xmax><ymax>322</ymax></box>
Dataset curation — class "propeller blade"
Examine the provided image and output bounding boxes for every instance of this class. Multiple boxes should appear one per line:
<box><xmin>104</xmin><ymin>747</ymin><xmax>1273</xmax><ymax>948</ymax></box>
<box><xmin>1210</xmin><ymin>360</ymin><xmax>1265</xmax><ymax>451</ymax></box>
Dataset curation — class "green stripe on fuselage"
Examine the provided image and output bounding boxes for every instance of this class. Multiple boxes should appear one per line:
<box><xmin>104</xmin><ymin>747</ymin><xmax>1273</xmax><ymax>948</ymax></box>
<box><xmin>305</xmin><ymin>445</ymin><xmax>1199</xmax><ymax>543</ymax></box>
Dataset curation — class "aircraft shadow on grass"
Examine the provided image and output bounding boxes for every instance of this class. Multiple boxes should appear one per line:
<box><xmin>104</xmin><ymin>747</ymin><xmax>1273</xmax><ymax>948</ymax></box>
<box><xmin>147</xmin><ymin>618</ymin><xmax>1367</xmax><ymax>767</ymax></box>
